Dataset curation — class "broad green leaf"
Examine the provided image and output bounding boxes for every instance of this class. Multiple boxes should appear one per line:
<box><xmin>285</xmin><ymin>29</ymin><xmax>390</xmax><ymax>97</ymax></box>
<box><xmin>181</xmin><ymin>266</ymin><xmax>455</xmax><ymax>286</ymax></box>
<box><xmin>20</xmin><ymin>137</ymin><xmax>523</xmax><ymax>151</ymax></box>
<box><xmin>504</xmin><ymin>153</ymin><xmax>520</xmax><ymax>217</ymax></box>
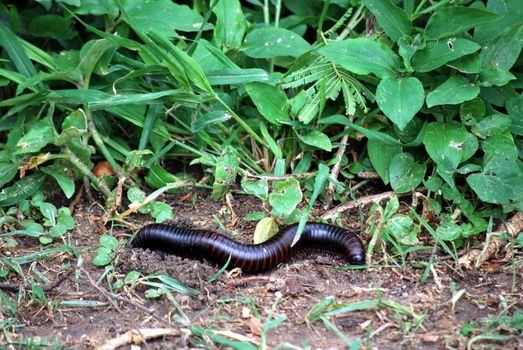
<box><xmin>124</xmin><ymin>0</ymin><xmax>209</xmax><ymax>35</ymax></box>
<box><xmin>148</xmin><ymin>201</ymin><xmax>174</xmax><ymax>223</ymax></box>
<box><xmin>100</xmin><ymin>235</ymin><xmax>118</xmax><ymax>251</ymax></box>
<box><xmin>241</xmin><ymin>177</ymin><xmax>269</xmax><ymax>201</ymax></box>
<box><xmin>426</xmin><ymin>76</ymin><xmax>480</xmax><ymax>108</ymax></box>
<box><xmin>482</xmin><ymin>133</ymin><xmax>519</xmax><ymax>178</ymax></box>
<box><xmin>362</xmin><ymin>0</ymin><xmax>412</xmax><ymax>42</ymax></box>
<box><xmin>41</xmin><ymin>166</ymin><xmax>75</xmax><ymax>199</ymax></box>
<box><xmin>269</xmin><ymin>178</ymin><xmax>302</xmax><ymax>217</ymax></box>
<box><xmin>479</xmin><ymin>68</ymin><xmax>516</xmax><ymax>87</ymax></box>
<box><xmin>89</xmin><ymin>91</ymin><xmax>190</xmax><ymax>111</ymax></box>
<box><xmin>319</xmin><ymin>39</ymin><xmax>400</xmax><ymax>78</ymax></box>
<box><xmin>205</xmin><ymin>68</ymin><xmax>270</xmax><ymax>85</ymax></box>
<box><xmin>376</xmin><ymin>76</ymin><xmax>424</xmax><ymax>130</ymax></box>
<box><xmin>253</xmin><ymin>217</ymin><xmax>279</xmax><ymax>244</ymax></box>
<box><xmin>471</xmin><ymin>114</ymin><xmax>511</xmax><ymax>139</ymax></box>
<box><xmin>0</xmin><ymin>173</ymin><xmax>46</xmax><ymax>207</ymax></box>
<box><xmin>244</xmin><ymin>27</ymin><xmax>311</xmax><ymax>58</ymax></box>
<box><xmin>447</xmin><ymin>54</ymin><xmax>481</xmax><ymax>74</ymax></box>
<box><xmin>245</xmin><ymin>82</ymin><xmax>289</xmax><ymax>125</ymax></box>
<box><xmin>0</xmin><ymin>163</ymin><xmax>18</xmax><ymax>188</ymax></box>
<box><xmin>386</xmin><ymin>214</ymin><xmax>420</xmax><ymax>245</ymax></box>
<box><xmin>506</xmin><ymin>94</ymin><xmax>523</xmax><ymax>136</ymax></box>
<box><xmin>191</xmin><ymin>110</ymin><xmax>232</xmax><ymax>132</ymax></box>
<box><xmin>425</xmin><ymin>7</ymin><xmax>499</xmax><ymax>39</ymax></box>
<box><xmin>27</xmin><ymin>15</ymin><xmax>76</xmax><ymax>40</ymax></box>
<box><xmin>367</xmin><ymin>140</ymin><xmax>402</xmax><ymax>185</ymax></box>
<box><xmin>15</xmin><ymin>117</ymin><xmax>56</xmax><ymax>154</ymax></box>
<box><xmin>298</xmin><ymin>130</ymin><xmax>332</xmax><ymax>151</ymax></box>
<box><xmin>212</xmin><ymin>0</ymin><xmax>245</xmax><ymax>49</ymax></box>
<box><xmin>259</xmin><ymin>122</ymin><xmax>282</xmax><ymax>159</ymax></box>
<box><xmin>412</xmin><ymin>39</ymin><xmax>480</xmax><ymax>73</ymax></box>
<box><xmin>460</xmin><ymin>97</ymin><xmax>486</xmax><ymax>126</ymax></box>
<box><xmin>75</xmin><ymin>0</ymin><xmax>118</xmax><ymax>16</ymax></box>
<box><xmin>319</xmin><ymin>115</ymin><xmax>402</xmax><ymax>146</ymax></box>
<box><xmin>0</xmin><ymin>23</ymin><xmax>38</xmax><ymax>79</ymax></box>
<box><xmin>389</xmin><ymin>153</ymin><xmax>426</xmax><ymax>193</ymax></box>
<box><xmin>93</xmin><ymin>253</ymin><xmax>112</xmax><ymax>266</ymax></box>
<box><xmin>147</xmin><ymin>31</ymin><xmax>213</xmax><ymax>93</ymax></box>
<box><xmin>423</xmin><ymin>121</ymin><xmax>469</xmax><ymax>168</ymax></box>
<box><xmin>467</xmin><ymin>173</ymin><xmax>522</xmax><ymax>205</ymax></box>
<box><xmin>480</xmin><ymin>24</ymin><xmax>523</xmax><ymax>71</ymax></box>
<box><xmin>212</xmin><ymin>146</ymin><xmax>239</xmax><ymax>199</ymax></box>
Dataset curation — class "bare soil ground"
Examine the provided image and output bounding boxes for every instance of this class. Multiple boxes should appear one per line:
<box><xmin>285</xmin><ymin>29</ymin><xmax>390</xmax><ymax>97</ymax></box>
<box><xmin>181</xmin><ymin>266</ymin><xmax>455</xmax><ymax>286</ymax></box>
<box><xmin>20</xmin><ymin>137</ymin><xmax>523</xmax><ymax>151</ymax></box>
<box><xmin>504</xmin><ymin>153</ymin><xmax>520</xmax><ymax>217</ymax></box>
<box><xmin>2</xmin><ymin>193</ymin><xmax>522</xmax><ymax>349</ymax></box>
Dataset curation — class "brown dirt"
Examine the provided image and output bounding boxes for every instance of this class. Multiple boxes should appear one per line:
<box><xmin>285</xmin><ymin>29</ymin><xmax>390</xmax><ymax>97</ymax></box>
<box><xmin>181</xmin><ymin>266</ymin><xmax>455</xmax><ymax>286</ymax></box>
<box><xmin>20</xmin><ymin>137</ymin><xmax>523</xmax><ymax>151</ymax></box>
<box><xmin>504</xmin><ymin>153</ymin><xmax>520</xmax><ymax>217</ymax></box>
<box><xmin>2</xmin><ymin>192</ymin><xmax>522</xmax><ymax>349</ymax></box>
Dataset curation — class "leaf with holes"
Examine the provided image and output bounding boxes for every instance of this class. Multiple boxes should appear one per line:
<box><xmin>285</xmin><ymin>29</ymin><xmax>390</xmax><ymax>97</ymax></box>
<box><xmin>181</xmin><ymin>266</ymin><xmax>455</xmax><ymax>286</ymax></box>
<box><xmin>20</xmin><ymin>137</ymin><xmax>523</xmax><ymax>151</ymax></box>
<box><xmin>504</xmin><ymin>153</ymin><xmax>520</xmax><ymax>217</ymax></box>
<box><xmin>389</xmin><ymin>153</ymin><xmax>426</xmax><ymax>193</ymax></box>
<box><xmin>269</xmin><ymin>178</ymin><xmax>302</xmax><ymax>217</ymax></box>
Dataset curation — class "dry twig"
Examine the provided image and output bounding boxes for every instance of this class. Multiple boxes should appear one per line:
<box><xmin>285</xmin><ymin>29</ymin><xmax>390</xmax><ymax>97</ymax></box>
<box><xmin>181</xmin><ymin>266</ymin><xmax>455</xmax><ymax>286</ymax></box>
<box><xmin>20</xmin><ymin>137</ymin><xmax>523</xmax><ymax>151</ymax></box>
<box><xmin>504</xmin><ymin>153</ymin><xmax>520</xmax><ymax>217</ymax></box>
<box><xmin>321</xmin><ymin>190</ymin><xmax>424</xmax><ymax>219</ymax></box>
<box><xmin>96</xmin><ymin>328</ymin><xmax>179</xmax><ymax>350</ymax></box>
<box><xmin>459</xmin><ymin>211</ymin><xmax>523</xmax><ymax>269</ymax></box>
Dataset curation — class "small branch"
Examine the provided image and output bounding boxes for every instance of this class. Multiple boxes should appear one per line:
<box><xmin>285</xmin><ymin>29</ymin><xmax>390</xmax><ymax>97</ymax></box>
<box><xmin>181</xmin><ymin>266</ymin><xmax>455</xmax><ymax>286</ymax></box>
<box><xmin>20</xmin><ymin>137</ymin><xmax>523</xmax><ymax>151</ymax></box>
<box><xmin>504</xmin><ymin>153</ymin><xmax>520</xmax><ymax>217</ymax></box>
<box><xmin>229</xmin><ymin>276</ymin><xmax>275</xmax><ymax>288</ymax></box>
<box><xmin>325</xmin><ymin>129</ymin><xmax>349</xmax><ymax>207</ymax></box>
<box><xmin>96</xmin><ymin>328</ymin><xmax>179</xmax><ymax>350</ymax></box>
<box><xmin>459</xmin><ymin>212</ymin><xmax>523</xmax><ymax>269</ymax></box>
<box><xmin>64</xmin><ymin>146</ymin><xmax>112</xmax><ymax>198</ymax></box>
<box><xmin>245</xmin><ymin>171</ymin><xmax>315</xmax><ymax>181</ymax></box>
<box><xmin>322</xmin><ymin>189</ymin><xmax>424</xmax><ymax>219</ymax></box>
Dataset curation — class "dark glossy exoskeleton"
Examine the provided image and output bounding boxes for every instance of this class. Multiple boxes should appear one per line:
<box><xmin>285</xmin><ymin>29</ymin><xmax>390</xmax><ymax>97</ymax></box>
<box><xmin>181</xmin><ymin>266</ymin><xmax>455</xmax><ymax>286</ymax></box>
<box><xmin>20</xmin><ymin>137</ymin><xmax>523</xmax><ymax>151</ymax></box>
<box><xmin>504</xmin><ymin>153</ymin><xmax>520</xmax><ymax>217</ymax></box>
<box><xmin>132</xmin><ymin>222</ymin><xmax>365</xmax><ymax>273</ymax></box>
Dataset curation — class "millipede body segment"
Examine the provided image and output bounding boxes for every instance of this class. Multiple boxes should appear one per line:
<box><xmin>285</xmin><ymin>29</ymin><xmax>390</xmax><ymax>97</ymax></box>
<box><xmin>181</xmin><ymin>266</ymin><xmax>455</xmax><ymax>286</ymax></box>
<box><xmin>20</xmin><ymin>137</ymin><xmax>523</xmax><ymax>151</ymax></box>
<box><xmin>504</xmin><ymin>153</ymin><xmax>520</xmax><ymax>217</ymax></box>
<box><xmin>132</xmin><ymin>222</ymin><xmax>365</xmax><ymax>273</ymax></box>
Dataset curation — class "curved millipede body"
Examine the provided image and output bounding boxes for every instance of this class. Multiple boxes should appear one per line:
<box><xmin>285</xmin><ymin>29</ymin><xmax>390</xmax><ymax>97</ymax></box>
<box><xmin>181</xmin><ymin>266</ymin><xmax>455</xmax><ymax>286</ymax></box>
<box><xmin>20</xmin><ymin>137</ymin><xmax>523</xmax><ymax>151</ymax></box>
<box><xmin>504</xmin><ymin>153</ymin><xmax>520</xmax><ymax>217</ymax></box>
<box><xmin>132</xmin><ymin>222</ymin><xmax>365</xmax><ymax>273</ymax></box>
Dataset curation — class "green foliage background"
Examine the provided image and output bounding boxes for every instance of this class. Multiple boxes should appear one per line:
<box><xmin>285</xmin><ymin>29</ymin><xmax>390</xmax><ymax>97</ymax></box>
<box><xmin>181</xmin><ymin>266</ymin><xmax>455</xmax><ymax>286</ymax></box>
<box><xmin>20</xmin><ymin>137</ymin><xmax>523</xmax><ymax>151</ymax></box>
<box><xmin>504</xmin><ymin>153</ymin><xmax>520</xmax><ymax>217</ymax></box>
<box><xmin>0</xmin><ymin>0</ymin><xmax>522</xmax><ymax>242</ymax></box>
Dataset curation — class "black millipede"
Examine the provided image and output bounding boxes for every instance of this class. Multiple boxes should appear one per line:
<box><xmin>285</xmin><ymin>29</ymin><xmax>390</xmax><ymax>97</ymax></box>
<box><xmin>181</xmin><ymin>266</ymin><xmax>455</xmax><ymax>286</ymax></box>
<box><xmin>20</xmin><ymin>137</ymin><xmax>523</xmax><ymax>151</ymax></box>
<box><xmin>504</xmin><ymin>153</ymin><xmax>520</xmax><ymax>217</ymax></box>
<box><xmin>131</xmin><ymin>222</ymin><xmax>365</xmax><ymax>273</ymax></box>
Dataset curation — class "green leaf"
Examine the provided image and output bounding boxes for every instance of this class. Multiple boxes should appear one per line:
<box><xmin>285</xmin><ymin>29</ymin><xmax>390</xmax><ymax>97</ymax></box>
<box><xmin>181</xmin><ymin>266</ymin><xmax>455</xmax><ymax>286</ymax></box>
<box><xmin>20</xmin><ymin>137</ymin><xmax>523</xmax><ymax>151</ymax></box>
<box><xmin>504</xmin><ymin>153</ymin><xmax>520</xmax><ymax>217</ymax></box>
<box><xmin>41</xmin><ymin>166</ymin><xmax>75</xmax><ymax>199</ymax></box>
<box><xmin>320</xmin><ymin>115</ymin><xmax>402</xmax><ymax>146</ymax></box>
<box><xmin>319</xmin><ymin>38</ymin><xmax>400</xmax><ymax>78</ymax></box>
<box><xmin>93</xmin><ymin>254</ymin><xmax>112</xmax><ymax>266</ymax></box>
<box><xmin>148</xmin><ymin>201</ymin><xmax>174</xmax><ymax>223</ymax></box>
<box><xmin>298</xmin><ymin>130</ymin><xmax>332</xmax><ymax>151</ymax></box>
<box><xmin>460</xmin><ymin>97</ymin><xmax>486</xmax><ymax>126</ymax></box>
<box><xmin>426</xmin><ymin>76</ymin><xmax>480</xmax><ymax>108</ymax></box>
<box><xmin>386</xmin><ymin>214</ymin><xmax>419</xmax><ymax>245</ymax></box>
<box><xmin>28</xmin><ymin>15</ymin><xmax>76</xmax><ymax>39</ymax></box>
<box><xmin>467</xmin><ymin>173</ymin><xmax>520</xmax><ymax>205</ymax></box>
<box><xmin>425</xmin><ymin>7</ymin><xmax>499</xmax><ymax>39</ymax></box>
<box><xmin>0</xmin><ymin>163</ymin><xmax>18</xmax><ymax>188</ymax></box>
<box><xmin>0</xmin><ymin>173</ymin><xmax>45</xmax><ymax>207</ymax></box>
<box><xmin>124</xmin><ymin>0</ymin><xmax>209</xmax><ymax>36</ymax></box>
<box><xmin>479</xmin><ymin>68</ymin><xmax>516</xmax><ymax>87</ymax></box>
<box><xmin>191</xmin><ymin>110</ymin><xmax>232</xmax><ymax>132</ymax></box>
<box><xmin>269</xmin><ymin>178</ymin><xmax>302</xmax><ymax>217</ymax></box>
<box><xmin>367</xmin><ymin>140</ymin><xmax>402</xmax><ymax>185</ymax></box>
<box><xmin>480</xmin><ymin>24</ymin><xmax>523</xmax><ymax>71</ymax></box>
<box><xmin>376</xmin><ymin>76</ymin><xmax>424</xmax><ymax>130</ymax></box>
<box><xmin>205</xmin><ymin>68</ymin><xmax>270</xmax><ymax>85</ymax></box>
<box><xmin>212</xmin><ymin>146</ymin><xmax>239</xmax><ymax>199</ymax></box>
<box><xmin>506</xmin><ymin>94</ymin><xmax>523</xmax><ymax>136</ymax></box>
<box><xmin>259</xmin><ymin>122</ymin><xmax>282</xmax><ymax>159</ymax></box>
<box><xmin>243</xmin><ymin>27</ymin><xmax>311</xmax><ymax>58</ymax></box>
<box><xmin>0</xmin><ymin>23</ymin><xmax>38</xmax><ymax>79</ymax></box>
<box><xmin>15</xmin><ymin>117</ymin><xmax>56</xmax><ymax>154</ymax></box>
<box><xmin>212</xmin><ymin>0</ymin><xmax>245</xmax><ymax>49</ymax></box>
<box><xmin>471</xmin><ymin>114</ymin><xmax>511</xmax><ymax>139</ymax></box>
<box><xmin>253</xmin><ymin>217</ymin><xmax>279</xmax><ymax>244</ymax></box>
<box><xmin>389</xmin><ymin>153</ymin><xmax>426</xmax><ymax>193</ymax></box>
<box><xmin>241</xmin><ymin>177</ymin><xmax>268</xmax><ymax>201</ymax></box>
<box><xmin>362</xmin><ymin>0</ymin><xmax>412</xmax><ymax>42</ymax></box>
<box><xmin>423</xmin><ymin>122</ymin><xmax>469</xmax><ymax>168</ymax></box>
<box><xmin>100</xmin><ymin>235</ymin><xmax>119</xmax><ymax>251</ymax></box>
<box><xmin>412</xmin><ymin>39</ymin><xmax>480</xmax><ymax>73</ymax></box>
<box><xmin>245</xmin><ymin>82</ymin><xmax>289</xmax><ymax>125</ymax></box>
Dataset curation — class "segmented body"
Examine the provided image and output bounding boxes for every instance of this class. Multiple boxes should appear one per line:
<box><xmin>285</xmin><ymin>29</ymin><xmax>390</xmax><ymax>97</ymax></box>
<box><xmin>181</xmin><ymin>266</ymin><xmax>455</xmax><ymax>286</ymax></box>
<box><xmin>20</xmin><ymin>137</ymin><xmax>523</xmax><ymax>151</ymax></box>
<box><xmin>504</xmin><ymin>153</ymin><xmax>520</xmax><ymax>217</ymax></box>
<box><xmin>132</xmin><ymin>222</ymin><xmax>365</xmax><ymax>273</ymax></box>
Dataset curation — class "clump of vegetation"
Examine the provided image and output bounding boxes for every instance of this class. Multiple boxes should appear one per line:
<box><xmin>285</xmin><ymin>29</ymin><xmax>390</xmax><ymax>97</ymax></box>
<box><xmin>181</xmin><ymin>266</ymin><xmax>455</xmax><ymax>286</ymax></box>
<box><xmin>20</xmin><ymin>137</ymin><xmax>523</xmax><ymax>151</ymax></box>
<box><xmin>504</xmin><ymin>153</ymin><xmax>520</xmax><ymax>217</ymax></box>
<box><xmin>1</xmin><ymin>0</ymin><xmax>522</xmax><ymax>348</ymax></box>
